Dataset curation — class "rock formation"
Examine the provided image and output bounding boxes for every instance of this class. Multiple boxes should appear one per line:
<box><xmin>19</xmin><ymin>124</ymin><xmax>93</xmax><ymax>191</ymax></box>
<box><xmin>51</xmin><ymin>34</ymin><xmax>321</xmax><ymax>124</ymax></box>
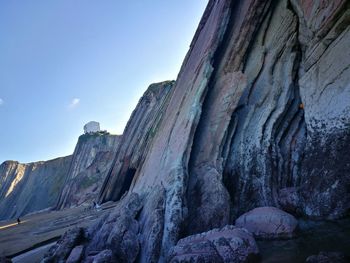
<box><xmin>235</xmin><ymin>207</ymin><xmax>298</xmax><ymax>239</ymax></box>
<box><xmin>0</xmin><ymin>132</ymin><xmax>120</xmax><ymax>219</ymax></box>
<box><xmin>168</xmin><ymin>225</ymin><xmax>259</xmax><ymax>262</ymax></box>
<box><xmin>93</xmin><ymin>0</ymin><xmax>348</xmax><ymax>260</ymax></box>
<box><xmin>7</xmin><ymin>0</ymin><xmax>350</xmax><ymax>262</ymax></box>
<box><xmin>0</xmin><ymin>157</ymin><xmax>71</xmax><ymax>220</ymax></box>
<box><xmin>57</xmin><ymin>132</ymin><xmax>120</xmax><ymax>209</ymax></box>
<box><xmin>99</xmin><ymin>80</ymin><xmax>174</xmax><ymax>203</ymax></box>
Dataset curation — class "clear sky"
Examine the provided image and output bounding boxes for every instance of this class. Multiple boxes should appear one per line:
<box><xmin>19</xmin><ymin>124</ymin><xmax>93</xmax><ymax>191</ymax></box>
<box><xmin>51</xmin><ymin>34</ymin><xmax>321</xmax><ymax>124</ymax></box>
<box><xmin>0</xmin><ymin>1</ymin><xmax>208</xmax><ymax>164</ymax></box>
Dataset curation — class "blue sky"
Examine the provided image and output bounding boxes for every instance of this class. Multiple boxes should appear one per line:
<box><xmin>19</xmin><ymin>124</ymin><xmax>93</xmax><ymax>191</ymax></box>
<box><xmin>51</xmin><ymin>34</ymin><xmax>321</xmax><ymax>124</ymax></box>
<box><xmin>0</xmin><ymin>1</ymin><xmax>208</xmax><ymax>164</ymax></box>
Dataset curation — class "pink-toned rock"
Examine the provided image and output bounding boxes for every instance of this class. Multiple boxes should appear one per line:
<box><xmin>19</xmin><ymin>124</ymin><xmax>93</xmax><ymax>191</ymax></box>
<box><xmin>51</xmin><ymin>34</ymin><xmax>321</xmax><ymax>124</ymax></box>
<box><xmin>235</xmin><ymin>207</ymin><xmax>298</xmax><ymax>239</ymax></box>
<box><xmin>168</xmin><ymin>225</ymin><xmax>259</xmax><ymax>262</ymax></box>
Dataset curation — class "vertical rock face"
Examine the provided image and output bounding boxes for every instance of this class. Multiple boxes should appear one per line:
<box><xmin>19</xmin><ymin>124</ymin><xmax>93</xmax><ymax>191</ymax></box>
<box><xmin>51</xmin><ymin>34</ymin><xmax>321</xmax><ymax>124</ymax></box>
<box><xmin>12</xmin><ymin>0</ymin><xmax>350</xmax><ymax>261</ymax></box>
<box><xmin>57</xmin><ymin>133</ymin><xmax>120</xmax><ymax>209</ymax></box>
<box><xmin>0</xmin><ymin>157</ymin><xmax>72</xmax><ymax>220</ymax></box>
<box><xmin>99</xmin><ymin>81</ymin><xmax>174</xmax><ymax>203</ymax></box>
<box><xmin>290</xmin><ymin>0</ymin><xmax>350</xmax><ymax>218</ymax></box>
<box><xmin>92</xmin><ymin>0</ymin><xmax>349</xmax><ymax>260</ymax></box>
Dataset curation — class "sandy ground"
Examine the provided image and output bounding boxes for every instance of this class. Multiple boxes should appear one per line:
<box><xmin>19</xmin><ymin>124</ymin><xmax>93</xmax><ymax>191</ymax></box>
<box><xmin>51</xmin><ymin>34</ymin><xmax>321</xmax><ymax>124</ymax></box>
<box><xmin>0</xmin><ymin>203</ymin><xmax>116</xmax><ymax>259</ymax></box>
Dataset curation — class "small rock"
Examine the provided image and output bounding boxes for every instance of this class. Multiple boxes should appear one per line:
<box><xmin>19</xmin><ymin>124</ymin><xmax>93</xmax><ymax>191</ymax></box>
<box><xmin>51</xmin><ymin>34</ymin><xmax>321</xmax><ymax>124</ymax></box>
<box><xmin>305</xmin><ymin>251</ymin><xmax>347</xmax><ymax>263</ymax></box>
<box><xmin>92</xmin><ymin>249</ymin><xmax>117</xmax><ymax>263</ymax></box>
<box><xmin>235</xmin><ymin>206</ymin><xmax>298</xmax><ymax>239</ymax></box>
<box><xmin>66</xmin><ymin>245</ymin><xmax>84</xmax><ymax>263</ymax></box>
<box><xmin>41</xmin><ymin>227</ymin><xmax>86</xmax><ymax>262</ymax></box>
<box><xmin>168</xmin><ymin>225</ymin><xmax>259</xmax><ymax>262</ymax></box>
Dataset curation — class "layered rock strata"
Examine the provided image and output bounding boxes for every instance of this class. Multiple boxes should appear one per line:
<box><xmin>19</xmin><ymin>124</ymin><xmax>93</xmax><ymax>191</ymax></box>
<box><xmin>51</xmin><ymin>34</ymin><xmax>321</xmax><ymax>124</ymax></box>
<box><xmin>0</xmin><ymin>157</ymin><xmax>72</xmax><ymax>220</ymax></box>
<box><xmin>57</xmin><ymin>132</ymin><xmax>120</xmax><ymax>209</ymax></box>
<box><xmin>18</xmin><ymin>0</ymin><xmax>350</xmax><ymax>261</ymax></box>
<box><xmin>95</xmin><ymin>0</ymin><xmax>349</xmax><ymax>260</ymax></box>
<box><xmin>0</xmin><ymin>133</ymin><xmax>120</xmax><ymax>219</ymax></box>
<box><xmin>99</xmin><ymin>81</ymin><xmax>174</xmax><ymax>203</ymax></box>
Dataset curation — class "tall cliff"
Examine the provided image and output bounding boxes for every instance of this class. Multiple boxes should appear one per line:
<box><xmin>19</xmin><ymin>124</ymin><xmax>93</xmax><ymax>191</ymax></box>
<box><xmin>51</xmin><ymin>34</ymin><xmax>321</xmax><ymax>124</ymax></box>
<box><xmin>99</xmin><ymin>81</ymin><xmax>174</xmax><ymax>203</ymax></box>
<box><xmin>66</xmin><ymin>0</ymin><xmax>349</xmax><ymax>261</ymax></box>
<box><xmin>0</xmin><ymin>132</ymin><xmax>120</xmax><ymax>219</ymax></box>
<box><xmin>0</xmin><ymin>157</ymin><xmax>72</xmax><ymax>220</ymax></box>
<box><xmin>57</xmin><ymin>132</ymin><xmax>120</xmax><ymax>209</ymax></box>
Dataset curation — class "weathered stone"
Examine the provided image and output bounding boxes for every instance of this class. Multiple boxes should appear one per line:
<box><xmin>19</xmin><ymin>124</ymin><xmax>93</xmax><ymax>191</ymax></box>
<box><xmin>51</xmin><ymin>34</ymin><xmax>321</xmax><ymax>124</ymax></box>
<box><xmin>137</xmin><ymin>186</ymin><xmax>166</xmax><ymax>263</ymax></box>
<box><xmin>235</xmin><ymin>207</ymin><xmax>298</xmax><ymax>239</ymax></box>
<box><xmin>66</xmin><ymin>245</ymin><xmax>84</xmax><ymax>263</ymax></box>
<box><xmin>278</xmin><ymin>187</ymin><xmax>301</xmax><ymax>214</ymax></box>
<box><xmin>2</xmin><ymin>0</ymin><xmax>350</xmax><ymax>262</ymax></box>
<box><xmin>99</xmin><ymin>81</ymin><xmax>174</xmax><ymax>204</ymax></box>
<box><xmin>168</xmin><ymin>225</ymin><xmax>259</xmax><ymax>262</ymax></box>
<box><xmin>96</xmin><ymin>0</ymin><xmax>349</xmax><ymax>260</ymax></box>
<box><xmin>56</xmin><ymin>133</ymin><xmax>121</xmax><ymax>209</ymax></box>
<box><xmin>42</xmin><ymin>227</ymin><xmax>86</xmax><ymax>263</ymax></box>
<box><xmin>0</xmin><ymin>157</ymin><xmax>72</xmax><ymax>220</ymax></box>
<box><xmin>305</xmin><ymin>251</ymin><xmax>348</xmax><ymax>263</ymax></box>
<box><xmin>44</xmin><ymin>194</ymin><xmax>142</xmax><ymax>262</ymax></box>
<box><xmin>0</xmin><ymin>132</ymin><xmax>120</xmax><ymax>220</ymax></box>
<box><xmin>87</xmin><ymin>193</ymin><xmax>142</xmax><ymax>262</ymax></box>
<box><xmin>84</xmin><ymin>249</ymin><xmax>115</xmax><ymax>263</ymax></box>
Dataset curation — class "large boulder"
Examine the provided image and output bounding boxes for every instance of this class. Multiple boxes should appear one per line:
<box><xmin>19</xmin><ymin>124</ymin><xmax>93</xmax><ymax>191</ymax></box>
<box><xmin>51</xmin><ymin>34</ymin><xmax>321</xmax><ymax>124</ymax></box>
<box><xmin>235</xmin><ymin>207</ymin><xmax>298</xmax><ymax>239</ymax></box>
<box><xmin>168</xmin><ymin>225</ymin><xmax>259</xmax><ymax>262</ymax></box>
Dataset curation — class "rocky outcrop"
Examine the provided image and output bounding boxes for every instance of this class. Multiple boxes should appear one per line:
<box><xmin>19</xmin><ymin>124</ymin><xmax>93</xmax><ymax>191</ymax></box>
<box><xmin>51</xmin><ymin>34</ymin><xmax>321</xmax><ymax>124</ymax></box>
<box><xmin>14</xmin><ymin>0</ymin><xmax>350</xmax><ymax>261</ymax></box>
<box><xmin>168</xmin><ymin>225</ymin><xmax>259</xmax><ymax>263</ymax></box>
<box><xmin>42</xmin><ymin>193</ymin><xmax>142</xmax><ymax>263</ymax></box>
<box><xmin>0</xmin><ymin>157</ymin><xmax>72</xmax><ymax>220</ymax></box>
<box><xmin>95</xmin><ymin>0</ymin><xmax>349</xmax><ymax>260</ymax></box>
<box><xmin>42</xmin><ymin>227</ymin><xmax>87</xmax><ymax>263</ymax></box>
<box><xmin>99</xmin><ymin>81</ymin><xmax>174</xmax><ymax>203</ymax></box>
<box><xmin>0</xmin><ymin>132</ymin><xmax>120</xmax><ymax>219</ymax></box>
<box><xmin>235</xmin><ymin>207</ymin><xmax>298</xmax><ymax>239</ymax></box>
<box><xmin>57</xmin><ymin>132</ymin><xmax>120</xmax><ymax>209</ymax></box>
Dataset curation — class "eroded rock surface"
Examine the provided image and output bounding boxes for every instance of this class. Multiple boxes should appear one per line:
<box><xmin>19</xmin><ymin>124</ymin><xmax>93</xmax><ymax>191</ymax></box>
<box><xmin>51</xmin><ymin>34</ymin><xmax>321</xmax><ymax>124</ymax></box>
<box><xmin>0</xmin><ymin>132</ymin><xmax>120</xmax><ymax>219</ymax></box>
<box><xmin>235</xmin><ymin>207</ymin><xmax>298</xmax><ymax>239</ymax></box>
<box><xmin>42</xmin><ymin>227</ymin><xmax>86</xmax><ymax>263</ymax></box>
<box><xmin>4</xmin><ymin>0</ymin><xmax>350</xmax><ymax>261</ymax></box>
<box><xmin>0</xmin><ymin>157</ymin><xmax>72</xmax><ymax>220</ymax></box>
<box><xmin>95</xmin><ymin>0</ymin><xmax>349</xmax><ymax>260</ymax></box>
<box><xmin>42</xmin><ymin>193</ymin><xmax>142</xmax><ymax>263</ymax></box>
<box><xmin>99</xmin><ymin>81</ymin><xmax>174</xmax><ymax>203</ymax></box>
<box><xmin>168</xmin><ymin>225</ymin><xmax>259</xmax><ymax>263</ymax></box>
<box><xmin>57</xmin><ymin>132</ymin><xmax>120</xmax><ymax>209</ymax></box>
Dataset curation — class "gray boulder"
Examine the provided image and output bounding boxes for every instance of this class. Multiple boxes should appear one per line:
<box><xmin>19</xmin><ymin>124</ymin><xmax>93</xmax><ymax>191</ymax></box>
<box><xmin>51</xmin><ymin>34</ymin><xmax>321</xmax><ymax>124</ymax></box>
<box><xmin>168</xmin><ymin>225</ymin><xmax>259</xmax><ymax>262</ymax></box>
<box><xmin>235</xmin><ymin>207</ymin><xmax>298</xmax><ymax>239</ymax></box>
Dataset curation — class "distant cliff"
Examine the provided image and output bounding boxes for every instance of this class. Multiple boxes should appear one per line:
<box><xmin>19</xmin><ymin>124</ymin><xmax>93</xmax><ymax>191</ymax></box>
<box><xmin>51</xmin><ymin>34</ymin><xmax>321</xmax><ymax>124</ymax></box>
<box><xmin>0</xmin><ymin>157</ymin><xmax>72</xmax><ymax>220</ymax></box>
<box><xmin>0</xmin><ymin>132</ymin><xmax>120</xmax><ymax>219</ymax></box>
<box><xmin>57</xmin><ymin>132</ymin><xmax>120</xmax><ymax>209</ymax></box>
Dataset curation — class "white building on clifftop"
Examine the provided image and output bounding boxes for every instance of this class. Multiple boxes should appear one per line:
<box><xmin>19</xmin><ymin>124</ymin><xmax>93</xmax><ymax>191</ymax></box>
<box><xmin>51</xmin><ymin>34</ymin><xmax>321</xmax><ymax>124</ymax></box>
<box><xmin>84</xmin><ymin>121</ymin><xmax>100</xmax><ymax>134</ymax></box>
